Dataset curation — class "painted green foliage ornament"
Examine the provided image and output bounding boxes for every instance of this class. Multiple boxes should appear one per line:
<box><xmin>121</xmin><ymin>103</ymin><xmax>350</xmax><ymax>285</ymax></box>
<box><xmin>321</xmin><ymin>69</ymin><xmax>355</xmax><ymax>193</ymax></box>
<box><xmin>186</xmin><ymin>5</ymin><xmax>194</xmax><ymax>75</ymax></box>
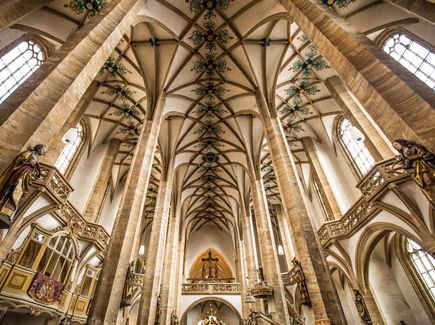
<box><xmin>67</xmin><ymin>0</ymin><xmax>108</xmax><ymax>18</ymax></box>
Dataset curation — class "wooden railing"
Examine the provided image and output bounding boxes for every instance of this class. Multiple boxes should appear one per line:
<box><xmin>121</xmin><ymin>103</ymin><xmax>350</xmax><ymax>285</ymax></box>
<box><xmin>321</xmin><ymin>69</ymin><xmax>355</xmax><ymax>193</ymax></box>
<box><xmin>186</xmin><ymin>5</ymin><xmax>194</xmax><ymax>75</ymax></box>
<box><xmin>182</xmin><ymin>282</ymin><xmax>240</xmax><ymax>295</ymax></box>
<box><xmin>318</xmin><ymin>158</ymin><xmax>409</xmax><ymax>247</ymax></box>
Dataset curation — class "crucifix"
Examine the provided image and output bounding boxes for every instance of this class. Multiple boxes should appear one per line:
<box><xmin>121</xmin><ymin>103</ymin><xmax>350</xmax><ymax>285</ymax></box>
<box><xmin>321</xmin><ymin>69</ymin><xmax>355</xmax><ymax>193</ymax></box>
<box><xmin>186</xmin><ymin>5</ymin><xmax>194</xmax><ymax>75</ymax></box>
<box><xmin>201</xmin><ymin>251</ymin><xmax>219</xmax><ymax>279</ymax></box>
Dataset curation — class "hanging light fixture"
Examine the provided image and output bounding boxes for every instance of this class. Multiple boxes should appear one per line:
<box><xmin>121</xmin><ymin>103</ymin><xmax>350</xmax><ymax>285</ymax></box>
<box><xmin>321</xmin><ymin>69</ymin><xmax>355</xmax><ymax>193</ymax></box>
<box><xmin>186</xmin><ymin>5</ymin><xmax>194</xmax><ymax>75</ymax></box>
<box><xmin>277</xmin><ymin>244</ymin><xmax>285</xmax><ymax>256</ymax></box>
<box><xmin>349</xmin><ymin>126</ymin><xmax>365</xmax><ymax>143</ymax></box>
<box><xmin>62</xmin><ymin>127</ymin><xmax>79</xmax><ymax>145</ymax></box>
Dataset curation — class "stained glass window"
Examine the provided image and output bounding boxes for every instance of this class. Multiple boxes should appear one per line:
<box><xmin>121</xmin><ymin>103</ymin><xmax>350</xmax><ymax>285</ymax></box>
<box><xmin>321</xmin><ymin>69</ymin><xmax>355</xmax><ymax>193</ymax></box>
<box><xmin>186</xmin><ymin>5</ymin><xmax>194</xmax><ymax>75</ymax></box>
<box><xmin>338</xmin><ymin>118</ymin><xmax>375</xmax><ymax>175</ymax></box>
<box><xmin>407</xmin><ymin>239</ymin><xmax>435</xmax><ymax>300</ymax></box>
<box><xmin>55</xmin><ymin>122</ymin><xmax>84</xmax><ymax>174</ymax></box>
<box><xmin>0</xmin><ymin>40</ymin><xmax>45</xmax><ymax>104</ymax></box>
<box><xmin>383</xmin><ymin>33</ymin><xmax>435</xmax><ymax>90</ymax></box>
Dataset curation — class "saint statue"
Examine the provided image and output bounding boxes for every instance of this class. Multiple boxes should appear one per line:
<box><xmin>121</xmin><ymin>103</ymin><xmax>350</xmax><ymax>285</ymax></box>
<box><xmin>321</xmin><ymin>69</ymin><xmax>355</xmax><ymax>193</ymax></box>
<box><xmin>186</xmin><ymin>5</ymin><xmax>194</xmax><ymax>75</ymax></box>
<box><xmin>121</xmin><ymin>261</ymin><xmax>135</xmax><ymax>307</ymax></box>
<box><xmin>0</xmin><ymin>144</ymin><xmax>47</xmax><ymax>228</ymax></box>
<box><xmin>392</xmin><ymin>139</ymin><xmax>435</xmax><ymax>203</ymax></box>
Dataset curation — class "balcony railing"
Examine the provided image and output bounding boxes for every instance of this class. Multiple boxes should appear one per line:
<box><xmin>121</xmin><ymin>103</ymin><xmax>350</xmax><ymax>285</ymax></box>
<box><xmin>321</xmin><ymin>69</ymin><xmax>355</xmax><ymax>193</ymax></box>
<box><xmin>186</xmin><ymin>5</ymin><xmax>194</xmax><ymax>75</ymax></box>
<box><xmin>182</xmin><ymin>282</ymin><xmax>240</xmax><ymax>295</ymax></box>
<box><xmin>33</xmin><ymin>163</ymin><xmax>110</xmax><ymax>250</ymax></box>
<box><xmin>318</xmin><ymin>158</ymin><xmax>409</xmax><ymax>247</ymax></box>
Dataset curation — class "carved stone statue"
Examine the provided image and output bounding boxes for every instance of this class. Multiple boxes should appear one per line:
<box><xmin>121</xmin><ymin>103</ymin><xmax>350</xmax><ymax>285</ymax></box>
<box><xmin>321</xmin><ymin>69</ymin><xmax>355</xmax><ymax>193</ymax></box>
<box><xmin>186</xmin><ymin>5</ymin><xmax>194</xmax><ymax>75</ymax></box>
<box><xmin>354</xmin><ymin>290</ymin><xmax>372</xmax><ymax>324</ymax></box>
<box><xmin>121</xmin><ymin>261</ymin><xmax>135</xmax><ymax>307</ymax></box>
<box><xmin>170</xmin><ymin>311</ymin><xmax>179</xmax><ymax>325</ymax></box>
<box><xmin>0</xmin><ymin>144</ymin><xmax>47</xmax><ymax>228</ymax></box>
<box><xmin>392</xmin><ymin>139</ymin><xmax>435</xmax><ymax>203</ymax></box>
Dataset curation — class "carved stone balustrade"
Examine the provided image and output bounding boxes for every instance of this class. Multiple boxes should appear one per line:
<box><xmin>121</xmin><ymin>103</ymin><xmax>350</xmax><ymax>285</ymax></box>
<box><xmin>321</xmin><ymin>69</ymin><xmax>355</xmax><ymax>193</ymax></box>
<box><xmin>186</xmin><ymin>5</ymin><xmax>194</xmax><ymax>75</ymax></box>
<box><xmin>32</xmin><ymin>164</ymin><xmax>110</xmax><ymax>250</ymax></box>
<box><xmin>32</xmin><ymin>163</ymin><xmax>74</xmax><ymax>203</ymax></box>
<box><xmin>318</xmin><ymin>158</ymin><xmax>409</xmax><ymax>247</ymax></box>
<box><xmin>182</xmin><ymin>282</ymin><xmax>240</xmax><ymax>295</ymax></box>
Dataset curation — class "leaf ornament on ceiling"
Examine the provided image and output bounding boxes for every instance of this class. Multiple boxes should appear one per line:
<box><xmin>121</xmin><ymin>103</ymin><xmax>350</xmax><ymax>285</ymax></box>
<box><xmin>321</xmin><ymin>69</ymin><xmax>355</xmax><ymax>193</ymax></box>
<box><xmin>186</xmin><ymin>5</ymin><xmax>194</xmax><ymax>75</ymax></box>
<box><xmin>66</xmin><ymin>0</ymin><xmax>108</xmax><ymax>19</ymax></box>
<box><xmin>292</xmin><ymin>45</ymin><xmax>329</xmax><ymax>79</ymax></box>
<box><xmin>321</xmin><ymin>0</ymin><xmax>355</xmax><ymax>8</ymax></box>
<box><xmin>102</xmin><ymin>84</ymin><xmax>135</xmax><ymax>103</ymax></box>
<box><xmin>100</xmin><ymin>56</ymin><xmax>129</xmax><ymax>78</ymax></box>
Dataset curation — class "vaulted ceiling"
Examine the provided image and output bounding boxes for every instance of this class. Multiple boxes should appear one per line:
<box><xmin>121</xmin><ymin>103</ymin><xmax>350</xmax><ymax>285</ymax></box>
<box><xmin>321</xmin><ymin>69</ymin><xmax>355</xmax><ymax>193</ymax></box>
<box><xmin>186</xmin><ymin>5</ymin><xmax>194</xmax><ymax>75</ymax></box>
<box><xmin>1</xmin><ymin>0</ymin><xmax>424</xmax><ymax>241</ymax></box>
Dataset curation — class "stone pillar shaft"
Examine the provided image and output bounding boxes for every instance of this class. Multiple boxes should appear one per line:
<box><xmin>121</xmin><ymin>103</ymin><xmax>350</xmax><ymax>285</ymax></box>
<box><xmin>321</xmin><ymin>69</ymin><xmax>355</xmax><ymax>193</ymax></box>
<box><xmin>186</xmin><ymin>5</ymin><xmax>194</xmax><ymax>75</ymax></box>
<box><xmin>160</xmin><ymin>197</ymin><xmax>181</xmax><ymax>324</ymax></box>
<box><xmin>250</xmin><ymin>176</ymin><xmax>290</xmax><ymax>324</ymax></box>
<box><xmin>257</xmin><ymin>92</ymin><xmax>345</xmax><ymax>324</ymax></box>
<box><xmin>83</xmin><ymin>139</ymin><xmax>120</xmax><ymax>223</ymax></box>
<box><xmin>278</xmin><ymin>0</ymin><xmax>435</xmax><ymax>150</ymax></box>
<box><xmin>87</xmin><ymin>99</ymin><xmax>164</xmax><ymax>325</ymax></box>
<box><xmin>0</xmin><ymin>0</ymin><xmax>53</xmax><ymax>31</ymax></box>
<box><xmin>325</xmin><ymin>77</ymin><xmax>392</xmax><ymax>161</ymax></box>
<box><xmin>42</xmin><ymin>81</ymin><xmax>99</xmax><ymax>166</ymax></box>
<box><xmin>138</xmin><ymin>166</ymin><xmax>174</xmax><ymax>325</ymax></box>
<box><xmin>0</xmin><ymin>0</ymin><xmax>143</xmax><ymax>172</ymax></box>
<box><xmin>303</xmin><ymin>138</ymin><xmax>342</xmax><ymax>221</ymax></box>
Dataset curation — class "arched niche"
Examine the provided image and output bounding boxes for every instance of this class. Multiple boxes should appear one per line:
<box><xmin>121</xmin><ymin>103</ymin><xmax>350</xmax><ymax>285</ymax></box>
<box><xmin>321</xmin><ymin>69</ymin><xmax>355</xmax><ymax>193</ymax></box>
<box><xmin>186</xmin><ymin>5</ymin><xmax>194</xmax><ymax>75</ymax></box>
<box><xmin>188</xmin><ymin>249</ymin><xmax>234</xmax><ymax>282</ymax></box>
<box><xmin>180</xmin><ymin>297</ymin><xmax>242</xmax><ymax>325</ymax></box>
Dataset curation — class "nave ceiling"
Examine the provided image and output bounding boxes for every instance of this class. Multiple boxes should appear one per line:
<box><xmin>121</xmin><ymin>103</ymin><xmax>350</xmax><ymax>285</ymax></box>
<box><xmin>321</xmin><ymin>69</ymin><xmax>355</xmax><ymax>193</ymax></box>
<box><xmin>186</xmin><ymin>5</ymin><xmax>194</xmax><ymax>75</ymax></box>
<box><xmin>1</xmin><ymin>0</ymin><xmax>421</xmax><ymax>241</ymax></box>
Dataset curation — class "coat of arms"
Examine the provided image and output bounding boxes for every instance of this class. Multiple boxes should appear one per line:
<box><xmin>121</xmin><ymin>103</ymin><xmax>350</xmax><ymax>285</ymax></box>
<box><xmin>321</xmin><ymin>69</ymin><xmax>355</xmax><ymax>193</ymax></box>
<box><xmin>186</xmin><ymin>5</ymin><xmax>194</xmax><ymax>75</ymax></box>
<box><xmin>28</xmin><ymin>272</ymin><xmax>65</xmax><ymax>304</ymax></box>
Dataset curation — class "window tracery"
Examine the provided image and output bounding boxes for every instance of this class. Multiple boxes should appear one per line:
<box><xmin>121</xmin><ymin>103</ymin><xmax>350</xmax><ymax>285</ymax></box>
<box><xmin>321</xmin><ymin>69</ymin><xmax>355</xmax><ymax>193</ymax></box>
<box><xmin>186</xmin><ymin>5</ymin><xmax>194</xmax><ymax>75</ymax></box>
<box><xmin>407</xmin><ymin>239</ymin><xmax>435</xmax><ymax>300</ymax></box>
<box><xmin>55</xmin><ymin>121</ymin><xmax>85</xmax><ymax>175</ymax></box>
<box><xmin>338</xmin><ymin>117</ymin><xmax>375</xmax><ymax>176</ymax></box>
<box><xmin>18</xmin><ymin>228</ymin><xmax>76</xmax><ymax>284</ymax></box>
<box><xmin>0</xmin><ymin>40</ymin><xmax>45</xmax><ymax>104</ymax></box>
<box><xmin>383</xmin><ymin>32</ymin><xmax>435</xmax><ymax>90</ymax></box>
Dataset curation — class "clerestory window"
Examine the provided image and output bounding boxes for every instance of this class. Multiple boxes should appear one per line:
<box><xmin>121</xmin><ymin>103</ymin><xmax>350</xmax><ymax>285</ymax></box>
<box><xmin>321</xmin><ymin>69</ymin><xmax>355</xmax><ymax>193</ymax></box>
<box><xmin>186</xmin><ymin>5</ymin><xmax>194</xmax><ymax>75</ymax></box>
<box><xmin>0</xmin><ymin>40</ymin><xmax>45</xmax><ymax>104</ymax></box>
<box><xmin>407</xmin><ymin>239</ymin><xmax>435</xmax><ymax>300</ymax></box>
<box><xmin>338</xmin><ymin>117</ymin><xmax>375</xmax><ymax>176</ymax></box>
<box><xmin>383</xmin><ymin>32</ymin><xmax>435</xmax><ymax>90</ymax></box>
<box><xmin>55</xmin><ymin>121</ymin><xmax>85</xmax><ymax>175</ymax></box>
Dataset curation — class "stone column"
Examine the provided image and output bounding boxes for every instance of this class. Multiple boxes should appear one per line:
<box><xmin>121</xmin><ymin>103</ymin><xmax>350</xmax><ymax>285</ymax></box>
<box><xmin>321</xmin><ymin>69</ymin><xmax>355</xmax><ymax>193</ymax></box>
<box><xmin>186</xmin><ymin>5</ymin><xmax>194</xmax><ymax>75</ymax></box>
<box><xmin>87</xmin><ymin>98</ymin><xmax>165</xmax><ymax>325</ymax></box>
<box><xmin>272</xmin><ymin>204</ymin><xmax>294</xmax><ymax>270</ymax></box>
<box><xmin>0</xmin><ymin>0</ymin><xmax>53</xmax><ymax>31</ymax></box>
<box><xmin>302</xmin><ymin>138</ymin><xmax>342</xmax><ymax>221</ymax></box>
<box><xmin>82</xmin><ymin>139</ymin><xmax>120</xmax><ymax>223</ymax></box>
<box><xmin>385</xmin><ymin>0</ymin><xmax>435</xmax><ymax>25</ymax></box>
<box><xmin>240</xmin><ymin>205</ymin><xmax>261</xmax><ymax>314</ymax></box>
<box><xmin>325</xmin><ymin>77</ymin><xmax>392</xmax><ymax>161</ymax></box>
<box><xmin>0</xmin><ymin>0</ymin><xmax>144</xmax><ymax>172</ymax></box>
<box><xmin>257</xmin><ymin>91</ymin><xmax>346</xmax><ymax>325</ymax></box>
<box><xmin>137</xmin><ymin>163</ymin><xmax>174</xmax><ymax>325</ymax></box>
<box><xmin>278</xmin><ymin>0</ymin><xmax>435</xmax><ymax>151</ymax></box>
<box><xmin>160</xmin><ymin>195</ymin><xmax>181</xmax><ymax>325</ymax></box>
<box><xmin>42</xmin><ymin>81</ymin><xmax>99</xmax><ymax>165</ymax></box>
<box><xmin>249</xmin><ymin>173</ymin><xmax>290</xmax><ymax>324</ymax></box>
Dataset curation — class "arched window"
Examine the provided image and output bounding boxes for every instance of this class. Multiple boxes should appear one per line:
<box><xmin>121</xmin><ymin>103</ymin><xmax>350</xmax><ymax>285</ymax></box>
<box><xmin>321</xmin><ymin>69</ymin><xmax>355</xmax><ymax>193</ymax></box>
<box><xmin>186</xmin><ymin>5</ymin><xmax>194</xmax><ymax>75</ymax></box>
<box><xmin>338</xmin><ymin>117</ymin><xmax>375</xmax><ymax>176</ymax></box>
<box><xmin>18</xmin><ymin>228</ymin><xmax>76</xmax><ymax>284</ymax></box>
<box><xmin>36</xmin><ymin>235</ymin><xmax>75</xmax><ymax>283</ymax></box>
<box><xmin>55</xmin><ymin>121</ymin><xmax>85</xmax><ymax>175</ymax></box>
<box><xmin>0</xmin><ymin>39</ymin><xmax>45</xmax><ymax>104</ymax></box>
<box><xmin>407</xmin><ymin>239</ymin><xmax>435</xmax><ymax>300</ymax></box>
<box><xmin>79</xmin><ymin>266</ymin><xmax>100</xmax><ymax>297</ymax></box>
<box><xmin>383</xmin><ymin>32</ymin><xmax>435</xmax><ymax>90</ymax></box>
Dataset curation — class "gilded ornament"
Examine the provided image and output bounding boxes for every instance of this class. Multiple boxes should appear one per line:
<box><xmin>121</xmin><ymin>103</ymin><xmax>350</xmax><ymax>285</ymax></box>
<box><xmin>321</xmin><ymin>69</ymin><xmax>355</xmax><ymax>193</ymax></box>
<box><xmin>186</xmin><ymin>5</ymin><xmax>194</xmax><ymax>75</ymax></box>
<box><xmin>0</xmin><ymin>144</ymin><xmax>47</xmax><ymax>228</ymax></box>
<box><xmin>392</xmin><ymin>139</ymin><xmax>435</xmax><ymax>203</ymax></box>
